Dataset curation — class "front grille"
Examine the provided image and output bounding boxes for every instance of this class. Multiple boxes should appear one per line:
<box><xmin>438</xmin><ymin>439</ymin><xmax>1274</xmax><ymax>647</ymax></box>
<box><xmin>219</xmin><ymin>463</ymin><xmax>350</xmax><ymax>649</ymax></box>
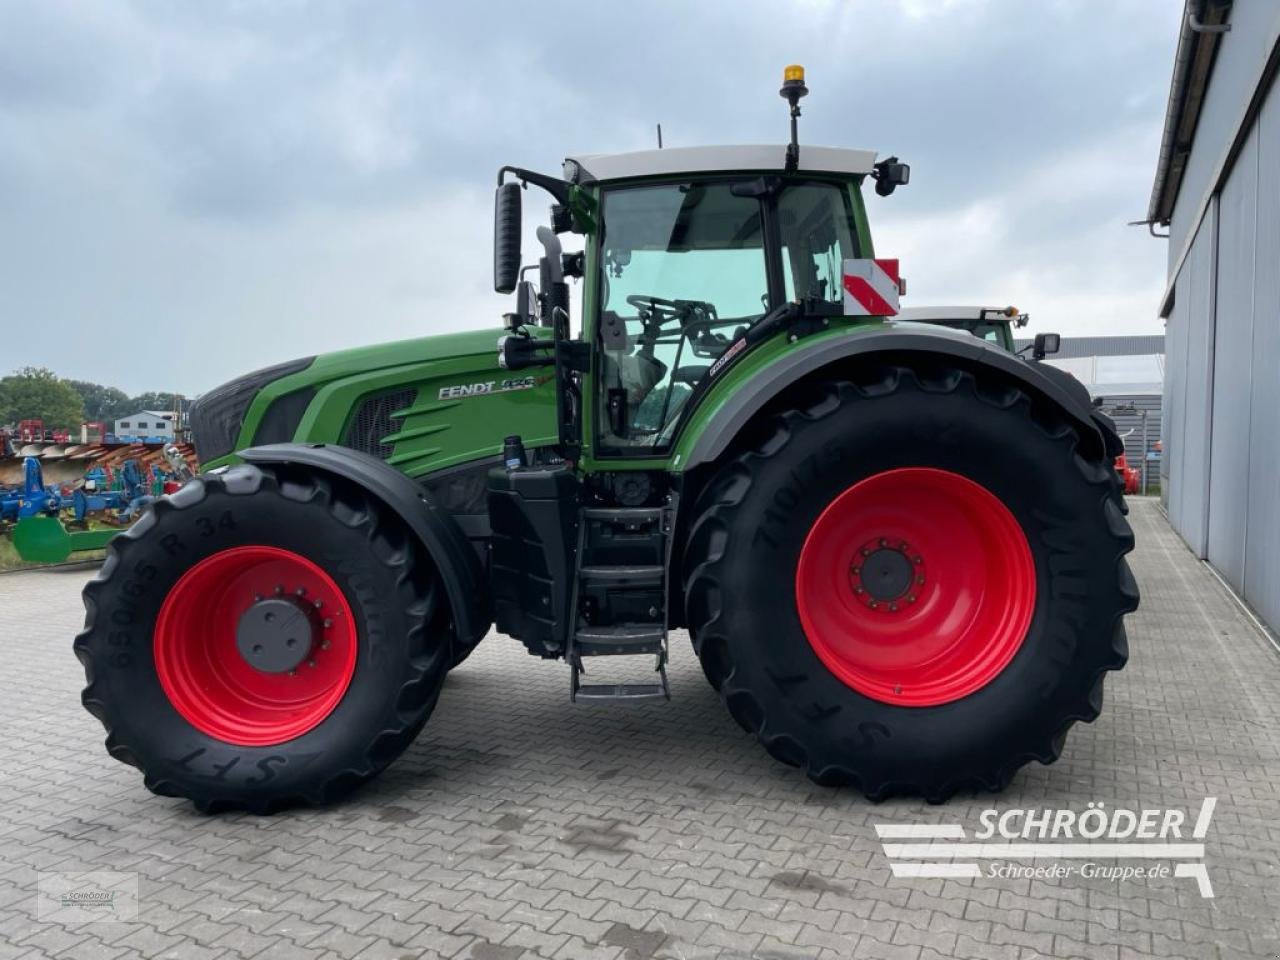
<box><xmin>189</xmin><ymin>356</ymin><xmax>314</xmax><ymax>464</ymax></box>
<box><xmin>342</xmin><ymin>388</ymin><xmax>417</xmax><ymax>460</ymax></box>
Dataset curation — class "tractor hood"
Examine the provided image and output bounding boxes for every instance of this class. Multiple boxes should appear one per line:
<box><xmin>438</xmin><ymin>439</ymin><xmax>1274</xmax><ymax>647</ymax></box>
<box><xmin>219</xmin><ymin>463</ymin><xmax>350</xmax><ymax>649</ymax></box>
<box><xmin>192</xmin><ymin>327</ymin><xmax>558</xmax><ymax>477</ymax></box>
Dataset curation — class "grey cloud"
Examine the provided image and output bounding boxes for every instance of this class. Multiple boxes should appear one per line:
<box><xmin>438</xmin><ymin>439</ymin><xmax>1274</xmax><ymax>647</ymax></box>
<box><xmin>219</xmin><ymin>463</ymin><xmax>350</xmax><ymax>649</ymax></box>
<box><xmin>0</xmin><ymin>0</ymin><xmax>1177</xmax><ymax>395</ymax></box>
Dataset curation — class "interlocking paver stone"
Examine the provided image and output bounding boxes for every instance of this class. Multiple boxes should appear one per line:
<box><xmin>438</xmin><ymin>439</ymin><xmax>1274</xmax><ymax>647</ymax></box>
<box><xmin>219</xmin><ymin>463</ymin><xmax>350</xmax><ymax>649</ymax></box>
<box><xmin>0</xmin><ymin>501</ymin><xmax>1276</xmax><ymax>958</ymax></box>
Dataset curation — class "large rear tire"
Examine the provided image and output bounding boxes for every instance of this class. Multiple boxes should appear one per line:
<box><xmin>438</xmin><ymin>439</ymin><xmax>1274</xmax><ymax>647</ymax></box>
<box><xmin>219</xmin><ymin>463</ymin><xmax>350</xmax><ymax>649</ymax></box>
<box><xmin>683</xmin><ymin>365</ymin><xmax>1139</xmax><ymax>801</ymax></box>
<box><xmin>75</xmin><ymin>464</ymin><xmax>451</xmax><ymax>813</ymax></box>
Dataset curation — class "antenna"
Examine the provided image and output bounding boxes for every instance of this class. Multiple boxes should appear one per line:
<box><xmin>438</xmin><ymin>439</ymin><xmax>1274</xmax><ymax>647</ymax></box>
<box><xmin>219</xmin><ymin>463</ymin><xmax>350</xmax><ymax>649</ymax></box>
<box><xmin>656</xmin><ymin>123</ymin><xmax>663</xmax><ymax>149</ymax></box>
<box><xmin>779</xmin><ymin>65</ymin><xmax>808</xmax><ymax>172</ymax></box>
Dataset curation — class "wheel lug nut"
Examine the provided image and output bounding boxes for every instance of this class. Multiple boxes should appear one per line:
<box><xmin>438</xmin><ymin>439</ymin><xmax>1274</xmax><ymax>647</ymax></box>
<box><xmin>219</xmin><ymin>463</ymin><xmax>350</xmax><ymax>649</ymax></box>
<box><xmin>321</xmin><ymin>641</ymin><xmax>330</xmax><ymax>650</ymax></box>
<box><xmin>917</xmin><ymin>576</ymin><xmax>926</xmax><ymax>585</ymax></box>
<box><xmin>323</xmin><ymin>618</ymin><xmax>332</xmax><ymax>628</ymax></box>
<box><xmin>274</xmin><ymin>585</ymin><xmax>284</xmax><ymax>596</ymax></box>
<box><xmin>308</xmin><ymin>660</ymin><xmax>316</xmax><ymax>668</ymax></box>
<box><xmin>889</xmin><ymin>603</ymin><xmax>898</xmax><ymax>612</ymax></box>
<box><xmin>907</xmin><ymin>594</ymin><xmax>917</xmax><ymax>603</ymax></box>
<box><xmin>296</xmin><ymin>587</ymin><xmax>306</xmax><ymax>597</ymax></box>
<box><xmin>313</xmin><ymin>599</ymin><xmax>323</xmax><ymax>609</ymax></box>
<box><xmin>854</xmin><ymin>586</ymin><xmax>865</xmax><ymax>594</ymax></box>
<box><xmin>869</xmin><ymin>600</ymin><xmax>879</xmax><ymax>609</ymax></box>
<box><xmin>879</xmin><ymin>538</ymin><xmax>887</xmax><ymax>547</ymax></box>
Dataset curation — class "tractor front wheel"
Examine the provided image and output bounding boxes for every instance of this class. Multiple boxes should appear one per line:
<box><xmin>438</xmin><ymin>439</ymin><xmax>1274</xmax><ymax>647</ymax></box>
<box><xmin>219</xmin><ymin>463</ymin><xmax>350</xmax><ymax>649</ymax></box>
<box><xmin>683</xmin><ymin>365</ymin><xmax>1139</xmax><ymax>801</ymax></box>
<box><xmin>75</xmin><ymin>464</ymin><xmax>451</xmax><ymax>813</ymax></box>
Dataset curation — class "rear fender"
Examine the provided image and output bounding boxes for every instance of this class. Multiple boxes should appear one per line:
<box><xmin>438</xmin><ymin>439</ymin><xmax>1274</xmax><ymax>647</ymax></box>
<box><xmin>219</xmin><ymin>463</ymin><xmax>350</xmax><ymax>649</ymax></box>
<box><xmin>239</xmin><ymin>443</ymin><xmax>491</xmax><ymax>647</ymax></box>
<box><xmin>682</xmin><ymin>322</ymin><xmax>1113</xmax><ymax>470</ymax></box>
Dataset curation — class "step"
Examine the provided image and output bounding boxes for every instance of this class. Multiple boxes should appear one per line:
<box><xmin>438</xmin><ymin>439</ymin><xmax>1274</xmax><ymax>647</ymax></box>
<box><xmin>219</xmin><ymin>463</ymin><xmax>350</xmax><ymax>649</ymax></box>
<box><xmin>572</xmin><ymin>682</ymin><xmax>668</xmax><ymax>702</ymax></box>
<box><xmin>579</xmin><ymin>565</ymin><xmax>664</xmax><ymax>584</ymax></box>
<box><xmin>581</xmin><ymin>507</ymin><xmax>665</xmax><ymax>522</ymax></box>
<box><xmin>575</xmin><ymin>625</ymin><xmax>665</xmax><ymax>656</ymax></box>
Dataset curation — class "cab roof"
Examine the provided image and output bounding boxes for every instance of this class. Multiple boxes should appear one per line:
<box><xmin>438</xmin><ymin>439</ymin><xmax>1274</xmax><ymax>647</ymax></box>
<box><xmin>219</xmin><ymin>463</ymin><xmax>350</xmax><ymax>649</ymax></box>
<box><xmin>563</xmin><ymin>145</ymin><xmax>877</xmax><ymax>185</ymax></box>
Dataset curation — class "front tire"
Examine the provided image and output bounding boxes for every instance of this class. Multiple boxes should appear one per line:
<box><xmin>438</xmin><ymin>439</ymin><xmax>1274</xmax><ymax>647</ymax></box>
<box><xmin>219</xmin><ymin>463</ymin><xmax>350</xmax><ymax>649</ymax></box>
<box><xmin>683</xmin><ymin>366</ymin><xmax>1139</xmax><ymax>801</ymax></box>
<box><xmin>75</xmin><ymin>464</ymin><xmax>451</xmax><ymax>813</ymax></box>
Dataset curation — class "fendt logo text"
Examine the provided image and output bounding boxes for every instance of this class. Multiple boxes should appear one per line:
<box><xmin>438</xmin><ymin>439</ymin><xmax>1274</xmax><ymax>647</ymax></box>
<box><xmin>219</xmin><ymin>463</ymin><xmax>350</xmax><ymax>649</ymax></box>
<box><xmin>877</xmin><ymin>798</ymin><xmax>1217</xmax><ymax>897</ymax></box>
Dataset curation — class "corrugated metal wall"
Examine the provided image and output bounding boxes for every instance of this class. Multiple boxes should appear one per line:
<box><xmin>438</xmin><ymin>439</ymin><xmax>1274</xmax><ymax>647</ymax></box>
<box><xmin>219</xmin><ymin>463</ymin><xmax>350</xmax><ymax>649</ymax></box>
<box><xmin>1100</xmin><ymin>396</ymin><xmax>1163</xmax><ymax>492</ymax></box>
<box><xmin>1245</xmin><ymin>67</ymin><xmax>1280</xmax><ymax>632</ymax></box>
<box><xmin>1166</xmin><ymin>205</ymin><xmax>1217</xmax><ymax>557</ymax></box>
<box><xmin>1164</xmin><ymin>58</ymin><xmax>1280</xmax><ymax>633</ymax></box>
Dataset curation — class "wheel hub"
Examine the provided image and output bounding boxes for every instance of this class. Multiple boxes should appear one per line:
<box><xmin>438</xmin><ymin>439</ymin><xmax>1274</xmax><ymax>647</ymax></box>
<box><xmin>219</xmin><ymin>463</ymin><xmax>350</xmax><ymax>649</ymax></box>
<box><xmin>236</xmin><ymin>595</ymin><xmax>317</xmax><ymax>674</ymax></box>
<box><xmin>850</xmin><ymin>538</ymin><xmax>926</xmax><ymax>612</ymax></box>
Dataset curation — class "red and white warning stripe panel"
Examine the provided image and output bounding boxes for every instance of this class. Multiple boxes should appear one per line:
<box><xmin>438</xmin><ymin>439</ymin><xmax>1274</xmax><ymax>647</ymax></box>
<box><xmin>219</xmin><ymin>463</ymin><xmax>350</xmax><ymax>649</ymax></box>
<box><xmin>842</xmin><ymin>258</ymin><xmax>900</xmax><ymax>317</ymax></box>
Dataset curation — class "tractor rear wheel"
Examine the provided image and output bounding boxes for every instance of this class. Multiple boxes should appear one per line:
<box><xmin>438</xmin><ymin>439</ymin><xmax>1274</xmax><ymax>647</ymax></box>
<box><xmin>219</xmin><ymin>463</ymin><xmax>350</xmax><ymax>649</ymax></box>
<box><xmin>75</xmin><ymin>463</ymin><xmax>451</xmax><ymax>813</ymax></box>
<box><xmin>683</xmin><ymin>365</ymin><xmax>1138</xmax><ymax>801</ymax></box>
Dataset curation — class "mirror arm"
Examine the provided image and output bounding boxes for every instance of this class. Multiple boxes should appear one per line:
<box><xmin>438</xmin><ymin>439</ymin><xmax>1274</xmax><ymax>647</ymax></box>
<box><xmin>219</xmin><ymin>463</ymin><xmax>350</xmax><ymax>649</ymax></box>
<box><xmin>497</xmin><ymin>165</ymin><xmax>572</xmax><ymax>206</ymax></box>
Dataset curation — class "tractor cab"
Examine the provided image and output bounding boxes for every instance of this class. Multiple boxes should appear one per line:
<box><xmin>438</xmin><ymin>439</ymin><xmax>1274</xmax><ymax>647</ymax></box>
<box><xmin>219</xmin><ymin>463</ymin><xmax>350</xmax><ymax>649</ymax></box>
<box><xmin>494</xmin><ymin>149</ymin><xmax>899</xmax><ymax>453</ymax></box>
<box><xmin>491</xmin><ymin>67</ymin><xmax>909</xmax><ymax>463</ymax></box>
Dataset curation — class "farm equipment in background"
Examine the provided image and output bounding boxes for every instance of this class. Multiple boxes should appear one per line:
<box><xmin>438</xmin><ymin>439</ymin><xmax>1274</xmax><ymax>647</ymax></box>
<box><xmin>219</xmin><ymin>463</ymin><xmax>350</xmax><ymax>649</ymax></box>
<box><xmin>74</xmin><ymin>67</ymin><xmax>1138</xmax><ymax>814</ymax></box>
<box><xmin>0</xmin><ymin>457</ymin><xmax>67</xmax><ymax>522</ymax></box>
<box><xmin>2</xmin><ymin>450</ymin><xmax>199</xmax><ymax>562</ymax></box>
<box><xmin>1115</xmin><ymin>452</ymin><xmax>1141</xmax><ymax>495</ymax></box>
<box><xmin>898</xmin><ymin>304</ymin><xmax>1030</xmax><ymax>351</ymax></box>
<box><xmin>15</xmin><ymin>419</ymin><xmax>70</xmax><ymax>443</ymax></box>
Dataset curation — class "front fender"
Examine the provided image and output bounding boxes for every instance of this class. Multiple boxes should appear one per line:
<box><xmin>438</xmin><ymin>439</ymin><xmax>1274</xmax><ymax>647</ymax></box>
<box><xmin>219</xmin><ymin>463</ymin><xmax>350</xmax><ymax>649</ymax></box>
<box><xmin>681</xmin><ymin>321</ymin><xmax>1110</xmax><ymax>469</ymax></box>
<box><xmin>239</xmin><ymin>443</ymin><xmax>491</xmax><ymax>648</ymax></box>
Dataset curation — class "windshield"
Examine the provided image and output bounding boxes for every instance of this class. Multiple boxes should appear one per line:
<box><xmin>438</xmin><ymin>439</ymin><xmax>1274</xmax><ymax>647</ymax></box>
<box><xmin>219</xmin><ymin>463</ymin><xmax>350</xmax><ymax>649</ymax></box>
<box><xmin>597</xmin><ymin>179</ymin><xmax>858</xmax><ymax>450</ymax></box>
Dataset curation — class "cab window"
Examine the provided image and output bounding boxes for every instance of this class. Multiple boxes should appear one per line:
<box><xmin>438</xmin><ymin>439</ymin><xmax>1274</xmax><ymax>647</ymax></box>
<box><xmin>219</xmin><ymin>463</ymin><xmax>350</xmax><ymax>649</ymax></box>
<box><xmin>595</xmin><ymin>180</ymin><xmax>859</xmax><ymax>452</ymax></box>
<box><xmin>596</xmin><ymin>182</ymin><xmax>767</xmax><ymax>448</ymax></box>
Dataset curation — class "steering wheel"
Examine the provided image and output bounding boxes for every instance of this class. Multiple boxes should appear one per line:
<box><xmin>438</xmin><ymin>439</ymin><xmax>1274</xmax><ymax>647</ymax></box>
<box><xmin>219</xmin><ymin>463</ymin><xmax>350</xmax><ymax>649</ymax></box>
<box><xmin>626</xmin><ymin>294</ymin><xmax>717</xmax><ymax>327</ymax></box>
<box><xmin>627</xmin><ymin>294</ymin><xmax>685</xmax><ymax>316</ymax></box>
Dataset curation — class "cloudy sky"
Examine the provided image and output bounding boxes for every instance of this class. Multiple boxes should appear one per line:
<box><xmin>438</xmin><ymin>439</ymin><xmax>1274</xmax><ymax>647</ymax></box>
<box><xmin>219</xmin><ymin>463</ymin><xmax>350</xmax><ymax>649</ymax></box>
<box><xmin>1</xmin><ymin>0</ymin><xmax>1178</xmax><ymax>396</ymax></box>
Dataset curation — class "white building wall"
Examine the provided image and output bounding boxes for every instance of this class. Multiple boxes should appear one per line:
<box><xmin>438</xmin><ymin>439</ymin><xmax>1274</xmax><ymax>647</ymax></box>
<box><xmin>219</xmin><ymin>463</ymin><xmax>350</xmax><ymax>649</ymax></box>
<box><xmin>1164</xmin><ymin>27</ymin><xmax>1280</xmax><ymax>632</ymax></box>
<box><xmin>1169</xmin><ymin>3</ymin><xmax>1280</xmax><ymax>258</ymax></box>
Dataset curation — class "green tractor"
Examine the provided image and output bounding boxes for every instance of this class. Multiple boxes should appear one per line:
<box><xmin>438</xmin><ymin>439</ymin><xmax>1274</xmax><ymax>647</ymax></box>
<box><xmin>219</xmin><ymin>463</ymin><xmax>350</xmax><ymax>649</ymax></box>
<box><xmin>76</xmin><ymin>69</ymin><xmax>1137</xmax><ymax>812</ymax></box>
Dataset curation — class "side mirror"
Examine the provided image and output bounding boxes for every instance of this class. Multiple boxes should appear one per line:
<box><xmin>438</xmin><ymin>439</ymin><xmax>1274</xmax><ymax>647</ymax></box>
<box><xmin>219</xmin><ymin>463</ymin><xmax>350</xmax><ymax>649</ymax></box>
<box><xmin>516</xmin><ymin>280</ymin><xmax>536</xmax><ymax>324</ymax></box>
<box><xmin>494</xmin><ymin>181</ymin><xmax>522</xmax><ymax>293</ymax></box>
<box><xmin>1033</xmin><ymin>332</ymin><xmax>1061</xmax><ymax>360</ymax></box>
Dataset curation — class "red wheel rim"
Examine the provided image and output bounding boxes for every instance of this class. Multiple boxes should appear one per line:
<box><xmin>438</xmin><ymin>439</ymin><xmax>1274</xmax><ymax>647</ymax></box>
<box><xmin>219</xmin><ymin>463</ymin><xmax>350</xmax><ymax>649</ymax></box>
<box><xmin>795</xmin><ymin>468</ymin><xmax>1035</xmax><ymax>706</ymax></box>
<box><xmin>153</xmin><ymin>546</ymin><xmax>357</xmax><ymax>746</ymax></box>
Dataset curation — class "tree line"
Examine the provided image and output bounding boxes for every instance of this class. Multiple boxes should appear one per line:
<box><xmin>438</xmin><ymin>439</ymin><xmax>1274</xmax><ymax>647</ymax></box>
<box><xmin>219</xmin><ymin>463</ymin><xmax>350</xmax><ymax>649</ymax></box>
<box><xmin>0</xmin><ymin>367</ymin><xmax>187</xmax><ymax>431</ymax></box>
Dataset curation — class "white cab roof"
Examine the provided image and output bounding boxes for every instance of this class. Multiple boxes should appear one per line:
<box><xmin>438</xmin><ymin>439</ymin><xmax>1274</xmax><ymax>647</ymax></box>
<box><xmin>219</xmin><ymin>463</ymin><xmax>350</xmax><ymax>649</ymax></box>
<box><xmin>564</xmin><ymin>145</ymin><xmax>877</xmax><ymax>184</ymax></box>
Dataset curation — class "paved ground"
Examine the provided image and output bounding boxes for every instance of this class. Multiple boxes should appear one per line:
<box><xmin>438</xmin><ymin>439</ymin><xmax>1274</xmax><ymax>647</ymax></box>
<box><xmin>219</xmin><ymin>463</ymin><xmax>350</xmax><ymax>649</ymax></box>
<box><xmin>0</xmin><ymin>499</ymin><xmax>1277</xmax><ymax>960</ymax></box>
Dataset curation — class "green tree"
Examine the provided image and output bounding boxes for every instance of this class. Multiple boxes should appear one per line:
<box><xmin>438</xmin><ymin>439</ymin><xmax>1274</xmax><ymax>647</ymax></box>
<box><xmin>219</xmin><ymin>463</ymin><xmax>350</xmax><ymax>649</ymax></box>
<box><xmin>0</xmin><ymin>367</ymin><xmax>86</xmax><ymax>430</ymax></box>
<box><xmin>66</xmin><ymin>380</ymin><xmax>131</xmax><ymax>423</ymax></box>
<box><xmin>129</xmin><ymin>391</ymin><xmax>183</xmax><ymax>416</ymax></box>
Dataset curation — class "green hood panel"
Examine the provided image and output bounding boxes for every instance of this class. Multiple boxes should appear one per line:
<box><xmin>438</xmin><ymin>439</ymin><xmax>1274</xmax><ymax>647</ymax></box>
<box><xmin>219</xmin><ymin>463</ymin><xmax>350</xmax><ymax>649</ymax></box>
<box><xmin>211</xmin><ymin>327</ymin><xmax>558</xmax><ymax>478</ymax></box>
